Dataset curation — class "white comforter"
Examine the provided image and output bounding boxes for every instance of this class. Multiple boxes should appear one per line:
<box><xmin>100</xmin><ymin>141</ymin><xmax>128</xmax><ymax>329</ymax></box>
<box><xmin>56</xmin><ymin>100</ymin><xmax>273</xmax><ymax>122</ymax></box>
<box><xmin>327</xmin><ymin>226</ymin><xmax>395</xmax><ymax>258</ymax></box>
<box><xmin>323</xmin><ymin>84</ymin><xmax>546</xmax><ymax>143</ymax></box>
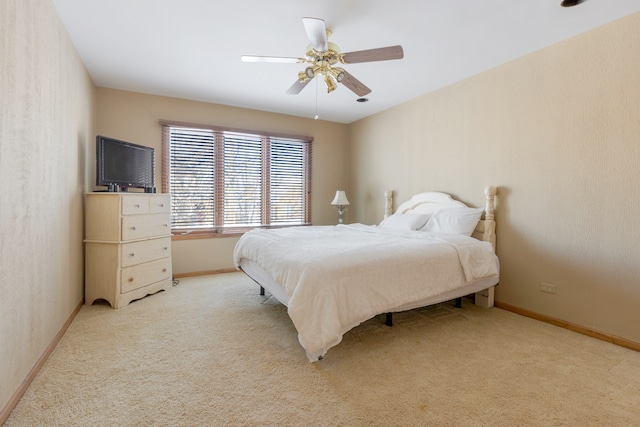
<box><xmin>233</xmin><ymin>224</ymin><xmax>499</xmax><ymax>362</ymax></box>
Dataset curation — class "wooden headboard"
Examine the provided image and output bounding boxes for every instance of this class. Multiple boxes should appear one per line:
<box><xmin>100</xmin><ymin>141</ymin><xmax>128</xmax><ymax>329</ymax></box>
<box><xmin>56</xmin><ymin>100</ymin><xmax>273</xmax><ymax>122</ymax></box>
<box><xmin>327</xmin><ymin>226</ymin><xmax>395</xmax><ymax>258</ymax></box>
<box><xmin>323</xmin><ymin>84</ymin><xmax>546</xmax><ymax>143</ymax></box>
<box><xmin>384</xmin><ymin>186</ymin><xmax>497</xmax><ymax>249</ymax></box>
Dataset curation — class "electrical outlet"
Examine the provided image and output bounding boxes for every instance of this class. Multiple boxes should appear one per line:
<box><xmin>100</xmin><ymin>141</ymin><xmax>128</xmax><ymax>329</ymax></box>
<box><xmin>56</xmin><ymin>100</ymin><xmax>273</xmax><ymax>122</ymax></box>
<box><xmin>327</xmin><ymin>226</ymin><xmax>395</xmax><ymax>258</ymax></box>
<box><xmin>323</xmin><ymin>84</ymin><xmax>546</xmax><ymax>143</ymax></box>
<box><xmin>540</xmin><ymin>282</ymin><xmax>557</xmax><ymax>294</ymax></box>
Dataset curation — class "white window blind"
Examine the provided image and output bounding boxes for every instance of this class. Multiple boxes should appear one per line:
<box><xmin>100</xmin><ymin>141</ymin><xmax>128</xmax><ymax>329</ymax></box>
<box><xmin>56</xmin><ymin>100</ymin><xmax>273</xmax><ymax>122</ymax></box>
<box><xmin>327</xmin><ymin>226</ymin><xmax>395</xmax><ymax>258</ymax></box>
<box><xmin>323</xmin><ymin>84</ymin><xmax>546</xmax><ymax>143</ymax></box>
<box><xmin>161</xmin><ymin>121</ymin><xmax>312</xmax><ymax>233</ymax></box>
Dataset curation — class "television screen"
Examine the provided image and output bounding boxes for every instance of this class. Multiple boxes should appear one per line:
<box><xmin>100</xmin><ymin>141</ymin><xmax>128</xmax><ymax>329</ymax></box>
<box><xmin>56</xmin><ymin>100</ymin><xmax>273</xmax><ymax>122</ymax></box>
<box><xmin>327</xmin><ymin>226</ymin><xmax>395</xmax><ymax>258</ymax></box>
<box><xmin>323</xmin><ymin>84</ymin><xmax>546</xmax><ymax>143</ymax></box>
<box><xmin>96</xmin><ymin>135</ymin><xmax>155</xmax><ymax>192</ymax></box>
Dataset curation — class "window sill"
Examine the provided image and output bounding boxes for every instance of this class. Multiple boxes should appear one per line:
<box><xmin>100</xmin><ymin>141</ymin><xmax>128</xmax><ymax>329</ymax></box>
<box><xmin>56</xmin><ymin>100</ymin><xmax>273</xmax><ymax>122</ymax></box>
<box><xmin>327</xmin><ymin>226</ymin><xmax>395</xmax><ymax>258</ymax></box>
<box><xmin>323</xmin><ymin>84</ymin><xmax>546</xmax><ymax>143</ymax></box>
<box><xmin>171</xmin><ymin>223</ymin><xmax>311</xmax><ymax>241</ymax></box>
<box><xmin>171</xmin><ymin>231</ymin><xmax>243</xmax><ymax>241</ymax></box>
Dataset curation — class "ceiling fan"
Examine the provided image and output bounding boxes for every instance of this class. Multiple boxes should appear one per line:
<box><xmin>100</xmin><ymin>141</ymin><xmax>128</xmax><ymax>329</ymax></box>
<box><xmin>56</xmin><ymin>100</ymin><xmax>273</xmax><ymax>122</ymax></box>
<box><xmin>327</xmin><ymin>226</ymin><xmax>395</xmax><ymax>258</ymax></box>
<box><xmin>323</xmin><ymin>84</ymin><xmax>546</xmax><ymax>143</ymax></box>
<box><xmin>241</xmin><ymin>17</ymin><xmax>404</xmax><ymax>97</ymax></box>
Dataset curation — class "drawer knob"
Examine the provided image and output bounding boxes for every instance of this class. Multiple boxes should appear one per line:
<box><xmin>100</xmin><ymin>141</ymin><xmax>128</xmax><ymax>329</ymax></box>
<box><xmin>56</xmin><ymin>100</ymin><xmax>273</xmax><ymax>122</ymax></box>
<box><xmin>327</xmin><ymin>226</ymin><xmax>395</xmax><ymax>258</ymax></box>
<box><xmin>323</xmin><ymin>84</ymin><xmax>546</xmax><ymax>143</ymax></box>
<box><xmin>130</xmin><ymin>226</ymin><xmax>136</xmax><ymax>231</ymax></box>
<box><xmin>162</xmin><ymin>246</ymin><xmax>168</xmax><ymax>250</ymax></box>
<box><xmin>159</xmin><ymin>203</ymin><xmax>165</xmax><ymax>207</ymax></box>
<box><xmin>129</xmin><ymin>252</ymin><xmax>135</xmax><ymax>257</ymax></box>
<box><xmin>162</xmin><ymin>268</ymin><xmax>167</xmax><ymax>273</ymax></box>
<box><xmin>128</xmin><ymin>277</ymin><xmax>134</xmax><ymax>282</ymax></box>
<box><xmin>163</xmin><ymin>223</ymin><xmax>169</xmax><ymax>227</ymax></box>
<box><xmin>135</xmin><ymin>204</ymin><xmax>140</xmax><ymax>208</ymax></box>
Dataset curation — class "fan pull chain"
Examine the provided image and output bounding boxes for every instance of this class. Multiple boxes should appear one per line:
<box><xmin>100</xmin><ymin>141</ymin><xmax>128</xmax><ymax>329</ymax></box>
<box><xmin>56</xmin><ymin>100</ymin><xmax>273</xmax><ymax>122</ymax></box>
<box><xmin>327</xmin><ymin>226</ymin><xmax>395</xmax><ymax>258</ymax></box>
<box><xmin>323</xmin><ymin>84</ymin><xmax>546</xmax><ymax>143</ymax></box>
<box><xmin>314</xmin><ymin>77</ymin><xmax>319</xmax><ymax>120</ymax></box>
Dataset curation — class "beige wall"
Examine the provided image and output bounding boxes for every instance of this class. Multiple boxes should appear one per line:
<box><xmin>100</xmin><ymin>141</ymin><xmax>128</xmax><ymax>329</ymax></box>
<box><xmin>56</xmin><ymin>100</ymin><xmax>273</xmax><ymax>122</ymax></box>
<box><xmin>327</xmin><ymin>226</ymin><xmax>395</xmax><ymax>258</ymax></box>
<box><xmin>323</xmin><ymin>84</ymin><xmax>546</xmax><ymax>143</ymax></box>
<box><xmin>0</xmin><ymin>0</ymin><xmax>96</xmax><ymax>415</ymax></box>
<box><xmin>348</xmin><ymin>13</ymin><xmax>640</xmax><ymax>344</ymax></box>
<box><xmin>96</xmin><ymin>89</ymin><xmax>349</xmax><ymax>274</ymax></box>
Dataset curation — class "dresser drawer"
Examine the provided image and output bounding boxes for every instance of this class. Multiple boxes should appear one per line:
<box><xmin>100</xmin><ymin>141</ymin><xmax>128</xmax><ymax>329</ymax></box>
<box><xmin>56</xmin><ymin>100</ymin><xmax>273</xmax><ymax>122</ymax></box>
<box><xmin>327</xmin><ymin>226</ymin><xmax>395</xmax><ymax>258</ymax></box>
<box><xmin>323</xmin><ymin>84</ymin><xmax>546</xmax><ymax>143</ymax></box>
<box><xmin>121</xmin><ymin>195</ymin><xmax>150</xmax><ymax>215</ymax></box>
<box><xmin>149</xmin><ymin>195</ymin><xmax>170</xmax><ymax>214</ymax></box>
<box><xmin>121</xmin><ymin>257</ymin><xmax>172</xmax><ymax>294</ymax></box>
<box><xmin>121</xmin><ymin>237</ymin><xmax>171</xmax><ymax>268</ymax></box>
<box><xmin>121</xmin><ymin>213</ymin><xmax>170</xmax><ymax>240</ymax></box>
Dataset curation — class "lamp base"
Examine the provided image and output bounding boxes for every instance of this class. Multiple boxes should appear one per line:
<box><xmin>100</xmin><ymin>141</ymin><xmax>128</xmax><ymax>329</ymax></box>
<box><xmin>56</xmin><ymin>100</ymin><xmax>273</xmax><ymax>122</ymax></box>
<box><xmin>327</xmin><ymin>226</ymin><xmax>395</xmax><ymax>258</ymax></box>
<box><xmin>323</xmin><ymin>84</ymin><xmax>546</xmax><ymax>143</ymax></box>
<box><xmin>337</xmin><ymin>206</ymin><xmax>346</xmax><ymax>224</ymax></box>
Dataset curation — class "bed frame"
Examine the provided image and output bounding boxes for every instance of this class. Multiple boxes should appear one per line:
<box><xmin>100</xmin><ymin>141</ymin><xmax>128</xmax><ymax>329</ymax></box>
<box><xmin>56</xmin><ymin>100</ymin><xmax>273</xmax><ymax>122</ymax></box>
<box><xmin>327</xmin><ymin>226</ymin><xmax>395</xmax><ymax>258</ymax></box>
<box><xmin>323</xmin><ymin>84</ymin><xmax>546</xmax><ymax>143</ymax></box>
<box><xmin>241</xmin><ymin>186</ymin><xmax>498</xmax><ymax>325</ymax></box>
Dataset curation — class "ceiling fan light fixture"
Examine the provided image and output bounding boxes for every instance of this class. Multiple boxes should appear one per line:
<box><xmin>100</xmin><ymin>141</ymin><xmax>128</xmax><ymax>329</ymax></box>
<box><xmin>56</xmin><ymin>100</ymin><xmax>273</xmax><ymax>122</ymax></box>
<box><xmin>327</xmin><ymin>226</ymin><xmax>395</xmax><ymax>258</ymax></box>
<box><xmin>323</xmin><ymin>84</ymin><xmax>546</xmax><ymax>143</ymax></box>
<box><xmin>324</xmin><ymin>74</ymin><xmax>337</xmax><ymax>93</ymax></box>
<box><xmin>561</xmin><ymin>0</ymin><xmax>588</xmax><ymax>7</ymax></box>
<box><xmin>330</xmin><ymin>68</ymin><xmax>345</xmax><ymax>83</ymax></box>
<box><xmin>305</xmin><ymin>66</ymin><xmax>316</xmax><ymax>79</ymax></box>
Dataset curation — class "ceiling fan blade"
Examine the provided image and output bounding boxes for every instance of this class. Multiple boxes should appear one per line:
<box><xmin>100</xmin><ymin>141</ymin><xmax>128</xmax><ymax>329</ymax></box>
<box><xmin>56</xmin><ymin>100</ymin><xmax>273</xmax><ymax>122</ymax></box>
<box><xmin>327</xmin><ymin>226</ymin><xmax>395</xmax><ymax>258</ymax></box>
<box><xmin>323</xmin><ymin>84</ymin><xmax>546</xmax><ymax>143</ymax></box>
<box><xmin>286</xmin><ymin>78</ymin><xmax>313</xmax><ymax>95</ymax></box>
<box><xmin>241</xmin><ymin>55</ymin><xmax>301</xmax><ymax>64</ymax></box>
<box><xmin>341</xmin><ymin>70</ymin><xmax>371</xmax><ymax>97</ymax></box>
<box><xmin>302</xmin><ymin>17</ymin><xmax>328</xmax><ymax>52</ymax></box>
<box><xmin>341</xmin><ymin>45</ymin><xmax>404</xmax><ymax>64</ymax></box>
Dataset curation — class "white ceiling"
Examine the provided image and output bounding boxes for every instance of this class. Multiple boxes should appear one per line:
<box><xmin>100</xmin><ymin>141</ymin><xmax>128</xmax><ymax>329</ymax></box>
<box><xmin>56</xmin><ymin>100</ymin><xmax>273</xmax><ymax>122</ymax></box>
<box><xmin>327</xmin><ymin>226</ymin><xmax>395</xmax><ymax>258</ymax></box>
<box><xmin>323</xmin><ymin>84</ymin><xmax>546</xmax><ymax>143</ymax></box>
<box><xmin>52</xmin><ymin>0</ymin><xmax>640</xmax><ymax>124</ymax></box>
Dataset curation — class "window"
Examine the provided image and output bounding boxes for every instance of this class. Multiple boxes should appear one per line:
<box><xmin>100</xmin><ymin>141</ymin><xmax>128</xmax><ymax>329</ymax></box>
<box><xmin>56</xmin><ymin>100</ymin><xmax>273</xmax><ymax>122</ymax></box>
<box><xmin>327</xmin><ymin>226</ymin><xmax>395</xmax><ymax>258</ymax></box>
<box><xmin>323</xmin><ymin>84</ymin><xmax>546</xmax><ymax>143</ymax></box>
<box><xmin>160</xmin><ymin>121</ymin><xmax>312</xmax><ymax>235</ymax></box>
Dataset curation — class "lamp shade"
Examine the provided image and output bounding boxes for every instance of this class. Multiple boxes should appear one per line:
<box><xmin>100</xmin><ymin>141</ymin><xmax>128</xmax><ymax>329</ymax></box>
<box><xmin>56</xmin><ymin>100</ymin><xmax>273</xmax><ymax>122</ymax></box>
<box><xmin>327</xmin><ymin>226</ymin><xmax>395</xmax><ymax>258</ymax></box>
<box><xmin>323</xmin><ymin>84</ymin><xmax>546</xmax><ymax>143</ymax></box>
<box><xmin>331</xmin><ymin>190</ymin><xmax>350</xmax><ymax>206</ymax></box>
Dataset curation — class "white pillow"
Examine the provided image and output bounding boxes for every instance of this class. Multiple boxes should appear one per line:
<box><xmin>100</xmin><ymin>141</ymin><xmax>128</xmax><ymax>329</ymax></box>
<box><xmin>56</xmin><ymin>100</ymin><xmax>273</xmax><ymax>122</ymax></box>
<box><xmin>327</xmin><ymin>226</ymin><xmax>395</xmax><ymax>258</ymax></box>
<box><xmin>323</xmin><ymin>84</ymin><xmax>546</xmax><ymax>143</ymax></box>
<box><xmin>421</xmin><ymin>207</ymin><xmax>483</xmax><ymax>236</ymax></box>
<box><xmin>379</xmin><ymin>213</ymin><xmax>431</xmax><ymax>231</ymax></box>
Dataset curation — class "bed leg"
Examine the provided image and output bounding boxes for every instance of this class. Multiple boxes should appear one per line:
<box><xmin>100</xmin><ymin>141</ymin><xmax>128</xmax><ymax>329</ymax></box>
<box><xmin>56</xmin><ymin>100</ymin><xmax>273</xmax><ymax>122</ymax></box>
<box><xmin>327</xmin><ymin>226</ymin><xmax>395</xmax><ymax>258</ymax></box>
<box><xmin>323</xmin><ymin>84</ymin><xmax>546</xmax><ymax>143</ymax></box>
<box><xmin>385</xmin><ymin>312</ymin><xmax>393</xmax><ymax>327</ymax></box>
<box><xmin>260</xmin><ymin>286</ymin><xmax>265</xmax><ymax>296</ymax></box>
<box><xmin>454</xmin><ymin>297</ymin><xmax>462</xmax><ymax>308</ymax></box>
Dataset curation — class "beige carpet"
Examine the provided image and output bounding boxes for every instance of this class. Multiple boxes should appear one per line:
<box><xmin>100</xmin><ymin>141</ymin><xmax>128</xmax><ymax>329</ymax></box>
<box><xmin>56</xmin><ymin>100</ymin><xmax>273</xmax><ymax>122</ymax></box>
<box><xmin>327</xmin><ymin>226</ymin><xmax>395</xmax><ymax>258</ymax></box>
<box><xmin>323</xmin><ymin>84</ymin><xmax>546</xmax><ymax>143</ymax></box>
<box><xmin>6</xmin><ymin>272</ymin><xmax>640</xmax><ymax>426</ymax></box>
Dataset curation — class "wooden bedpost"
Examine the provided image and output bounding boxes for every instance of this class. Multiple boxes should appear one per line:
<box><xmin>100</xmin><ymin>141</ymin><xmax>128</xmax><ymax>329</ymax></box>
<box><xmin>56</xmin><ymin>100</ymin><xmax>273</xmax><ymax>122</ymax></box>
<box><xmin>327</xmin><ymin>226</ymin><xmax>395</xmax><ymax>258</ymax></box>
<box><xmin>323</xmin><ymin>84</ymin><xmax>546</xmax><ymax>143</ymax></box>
<box><xmin>476</xmin><ymin>186</ymin><xmax>497</xmax><ymax>249</ymax></box>
<box><xmin>484</xmin><ymin>186</ymin><xmax>496</xmax><ymax>221</ymax></box>
<box><xmin>384</xmin><ymin>190</ymin><xmax>393</xmax><ymax>219</ymax></box>
<box><xmin>475</xmin><ymin>186</ymin><xmax>498</xmax><ymax>309</ymax></box>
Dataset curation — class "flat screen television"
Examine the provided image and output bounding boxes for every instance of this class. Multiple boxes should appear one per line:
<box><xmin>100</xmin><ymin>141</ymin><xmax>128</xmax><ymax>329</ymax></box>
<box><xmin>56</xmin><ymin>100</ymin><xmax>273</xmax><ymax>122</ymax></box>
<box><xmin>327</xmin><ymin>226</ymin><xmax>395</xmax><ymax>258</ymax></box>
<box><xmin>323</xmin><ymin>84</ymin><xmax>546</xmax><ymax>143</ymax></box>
<box><xmin>96</xmin><ymin>135</ymin><xmax>155</xmax><ymax>192</ymax></box>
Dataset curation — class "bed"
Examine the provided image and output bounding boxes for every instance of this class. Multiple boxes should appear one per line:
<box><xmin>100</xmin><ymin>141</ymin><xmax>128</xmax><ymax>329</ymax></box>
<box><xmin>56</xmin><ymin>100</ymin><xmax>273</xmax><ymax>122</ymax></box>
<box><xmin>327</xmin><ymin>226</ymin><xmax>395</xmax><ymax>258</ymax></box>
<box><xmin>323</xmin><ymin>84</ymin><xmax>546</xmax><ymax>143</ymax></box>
<box><xmin>233</xmin><ymin>186</ymin><xmax>499</xmax><ymax>362</ymax></box>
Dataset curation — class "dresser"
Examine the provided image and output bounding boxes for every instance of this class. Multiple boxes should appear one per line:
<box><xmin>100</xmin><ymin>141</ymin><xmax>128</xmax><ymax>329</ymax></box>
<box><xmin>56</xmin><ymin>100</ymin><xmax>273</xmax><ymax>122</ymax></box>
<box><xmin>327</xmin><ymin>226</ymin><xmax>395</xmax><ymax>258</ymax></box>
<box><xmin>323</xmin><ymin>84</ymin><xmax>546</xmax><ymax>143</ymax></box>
<box><xmin>84</xmin><ymin>193</ymin><xmax>172</xmax><ymax>308</ymax></box>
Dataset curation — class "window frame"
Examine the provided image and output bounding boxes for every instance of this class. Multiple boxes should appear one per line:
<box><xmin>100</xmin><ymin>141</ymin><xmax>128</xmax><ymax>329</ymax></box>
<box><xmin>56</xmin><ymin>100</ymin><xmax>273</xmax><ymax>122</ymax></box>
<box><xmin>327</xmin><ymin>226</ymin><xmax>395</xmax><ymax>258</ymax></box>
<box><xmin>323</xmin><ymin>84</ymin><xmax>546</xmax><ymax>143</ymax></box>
<box><xmin>160</xmin><ymin>120</ymin><xmax>313</xmax><ymax>238</ymax></box>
